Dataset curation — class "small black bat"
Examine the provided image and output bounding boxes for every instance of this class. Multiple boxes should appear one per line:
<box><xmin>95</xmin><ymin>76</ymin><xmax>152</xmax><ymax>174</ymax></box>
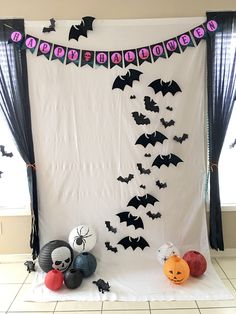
<box><xmin>135</xmin><ymin>131</ymin><xmax>167</xmax><ymax>148</ymax></box>
<box><xmin>127</xmin><ymin>194</ymin><xmax>159</xmax><ymax>209</ymax></box>
<box><xmin>132</xmin><ymin>112</ymin><xmax>150</xmax><ymax>125</ymax></box>
<box><xmin>160</xmin><ymin>118</ymin><xmax>175</xmax><ymax>128</ymax></box>
<box><xmin>166</xmin><ymin>106</ymin><xmax>173</xmax><ymax>111</ymax></box>
<box><xmin>112</xmin><ymin>69</ymin><xmax>143</xmax><ymax>91</ymax></box>
<box><xmin>156</xmin><ymin>180</ymin><xmax>167</xmax><ymax>189</ymax></box>
<box><xmin>130</xmin><ymin>95</ymin><xmax>136</xmax><ymax>99</ymax></box>
<box><xmin>118</xmin><ymin>236</ymin><xmax>149</xmax><ymax>250</ymax></box>
<box><xmin>42</xmin><ymin>18</ymin><xmax>56</xmax><ymax>33</ymax></box>
<box><xmin>140</xmin><ymin>184</ymin><xmax>146</xmax><ymax>189</ymax></box>
<box><xmin>0</xmin><ymin>171</ymin><xmax>3</xmax><ymax>178</ymax></box>
<box><xmin>173</xmin><ymin>133</ymin><xmax>189</xmax><ymax>143</ymax></box>
<box><xmin>0</xmin><ymin>145</ymin><xmax>13</xmax><ymax>157</ymax></box>
<box><xmin>105</xmin><ymin>221</ymin><xmax>117</xmax><ymax>233</ymax></box>
<box><xmin>69</xmin><ymin>16</ymin><xmax>95</xmax><ymax>41</ymax></box>
<box><xmin>230</xmin><ymin>138</ymin><xmax>236</xmax><ymax>148</ymax></box>
<box><xmin>105</xmin><ymin>242</ymin><xmax>118</xmax><ymax>253</ymax></box>
<box><xmin>117</xmin><ymin>211</ymin><xmax>144</xmax><ymax>229</ymax></box>
<box><xmin>143</xmin><ymin>96</ymin><xmax>159</xmax><ymax>112</ymax></box>
<box><xmin>117</xmin><ymin>174</ymin><xmax>134</xmax><ymax>184</ymax></box>
<box><xmin>149</xmin><ymin>79</ymin><xmax>182</xmax><ymax>96</ymax></box>
<box><xmin>146</xmin><ymin>211</ymin><xmax>162</xmax><ymax>220</ymax></box>
<box><xmin>137</xmin><ymin>163</ymin><xmax>151</xmax><ymax>175</ymax></box>
<box><xmin>93</xmin><ymin>279</ymin><xmax>110</xmax><ymax>293</ymax></box>
<box><xmin>152</xmin><ymin>154</ymin><xmax>183</xmax><ymax>168</ymax></box>
<box><xmin>144</xmin><ymin>153</ymin><xmax>151</xmax><ymax>157</ymax></box>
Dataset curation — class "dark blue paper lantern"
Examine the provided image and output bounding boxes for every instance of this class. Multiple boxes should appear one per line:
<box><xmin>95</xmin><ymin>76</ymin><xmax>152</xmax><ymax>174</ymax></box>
<box><xmin>73</xmin><ymin>252</ymin><xmax>97</xmax><ymax>277</ymax></box>
<box><xmin>64</xmin><ymin>268</ymin><xmax>83</xmax><ymax>289</ymax></box>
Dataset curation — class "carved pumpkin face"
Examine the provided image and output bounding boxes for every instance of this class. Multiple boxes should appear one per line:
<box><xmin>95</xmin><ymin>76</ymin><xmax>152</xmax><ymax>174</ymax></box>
<box><xmin>163</xmin><ymin>255</ymin><xmax>190</xmax><ymax>284</ymax></box>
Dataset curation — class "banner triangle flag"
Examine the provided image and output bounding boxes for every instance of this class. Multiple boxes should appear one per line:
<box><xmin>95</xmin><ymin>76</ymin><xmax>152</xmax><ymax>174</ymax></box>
<box><xmin>81</xmin><ymin>50</ymin><xmax>95</xmax><ymax>68</ymax></box>
<box><xmin>177</xmin><ymin>31</ymin><xmax>195</xmax><ymax>52</ymax></box>
<box><xmin>204</xmin><ymin>19</ymin><xmax>219</xmax><ymax>36</ymax></box>
<box><xmin>150</xmin><ymin>42</ymin><xmax>166</xmax><ymax>62</ymax></box>
<box><xmin>51</xmin><ymin>45</ymin><xmax>67</xmax><ymax>63</ymax></box>
<box><xmin>37</xmin><ymin>40</ymin><xmax>53</xmax><ymax>60</ymax></box>
<box><xmin>109</xmin><ymin>51</ymin><xmax>123</xmax><ymax>68</ymax></box>
<box><xmin>66</xmin><ymin>48</ymin><xmax>80</xmax><ymax>66</ymax></box>
<box><xmin>123</xmin><ymin>49</ymin><xmax>138</xmax><ymax>67</ymax></box>
<box><xmin>22</xmin><ymin>35</ymin><xmax>39</xmax><ymax>53</ymax></box>
<box><xmin>190</xmin><ymin>24</ymin><xmax>207</xmax><ymax>46</ymax></box>
<box><xmin>8</xmin><ymin>30</ymin><xmax>24</xmax><ymax>47</ymax></box>
<box><xmin>164</xmin><ymin>38</ymin><xmax>181</xmax><ymax>58</ymax></box>
<box><xmin>95</xmin><ymin>51</ymin><xmax>109</xmax><ymax>68</ymax></box>
<box><xmin>137</xmin><ymin>46</ymin><xmax>152</xmax><ymax>65</ymax></box>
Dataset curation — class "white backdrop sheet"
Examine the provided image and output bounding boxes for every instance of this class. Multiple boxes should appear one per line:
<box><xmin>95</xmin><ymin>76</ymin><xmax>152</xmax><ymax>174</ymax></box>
<box><xmin>25</xmin><ymin>18</ymin><xmax>232</xmax><ymax>301</ymax></box>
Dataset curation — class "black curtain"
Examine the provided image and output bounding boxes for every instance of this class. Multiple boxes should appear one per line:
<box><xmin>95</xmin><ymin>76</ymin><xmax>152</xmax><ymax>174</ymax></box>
<box><xmin>0</xmin><ymin>19</ymin><xmax>39</xmax><ymax>259</ymax></box>
<box><xmin>207</xmin><ymin>12</ymin><xmax>236</xmax><ymax>250</ymax></box>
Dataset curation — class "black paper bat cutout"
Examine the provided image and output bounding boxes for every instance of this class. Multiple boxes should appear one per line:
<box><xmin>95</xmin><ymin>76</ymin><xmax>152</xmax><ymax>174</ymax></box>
<box><xmin>112</xmin><ymin>69</ymin><xmax>143</xmax><ymax>91</ymax></box>
<box><xmin>166</xmin><ymin>106</ymin><xmax>173</xmax><ymax>111</ymax></box>
<box><xmin>137</xmin><ymin>163</ymin><xmax>151</xmax><ymax>175</ymax></box>
<box><xmin>173</xmin><ymin>133</ymin><xmax>189</xmax><ymax>144</ymax></box>
<box><xmin>105</xmin><ymin>242</ymin><xmax>118</xmax><ymax>253</ymax></box>
<box><xmin>105</xmin><ymin>221</ymin><xmax>117</xmax><ymax>233</ymax></box>
<box><xmin>140</xmin><ymin>184</ymin><xmax>146</xmax><ymax>189</ymax></box>
<box><xmin>118</xmin><ymin>236</ymin><xmax>149</xmax><ymax>250</ymax></box>
<box><xmin>230</xmin><ymin>138</ymin><xmax>236</xmax><ymax>148</ymax></box>
<box><xmin>130</xmin><ymin>95</ymin><xmax>136</xmax><ymax>99</ymax></box>
<box><xmin>144</xmin><ymin>153</ymin><xmax>151</xmax><ymax>157</ymax></box>
<box><xmin>127</xmin><ymin>194</ymin><xmax>159</xmax><ymax>209</ymax></box>
<box><xmin>149</xmin><ymin>79</ymin><xmax>182</xmax><ymax>96</ymax></box>
<box><xmin>152</xmin><ymin>154</ymin><xmax>183</xmax><ymax>168</ymax></box>
<box><xmin>0</xmin><ymin>171</ymin><xmax>3</xmax><ymax>178</ymax></box>
<box><xmin>156</xmin><ymin>180</ymin><xmax>167</xmax><ymax>189</ymax></box>
<box><xmin>135</xmin><ymin>131</ymin><xmax>167</xmax><ymax>148</ymax></box>
<box><xmin>42</xmin><ymin>18</ymin><xmax>56</xmax><ymax>33</ymax></box>
<box><xmin>132</xmin><ymin>112</ymin><xmax>150</xmax><ymax>125</ymax></box>
<box><xmin>0</xmin><ymin>145</ymin><xmax>13</xmax><ymax>157</ymax></box>
<box><xmin>143</xmin><ymin>96</ymin><xmax>159</xmax><ymax>112</ymax></box>
<box><xmin>160</xmin><ymin>118</ymin><xmax>175</xmax><ymax>128</ymax></box>
<box><xmin>117</xmin><ymin>174</ymin><xmax>134</xmax><ymax>184</ymax></box>
<box><xmin>146</xmin><ymin>211</ymin><xmax>162</xmax><ymax>220</ymax></box>
<box><xmin>117</xmin><ymin>211</ymin><xmax>144</xmax><ymax>229</ymax></box>
<box><xmin>69</xmin><ymin>16</ymin><xmax>95</xmax><ymax>41</ymax></box>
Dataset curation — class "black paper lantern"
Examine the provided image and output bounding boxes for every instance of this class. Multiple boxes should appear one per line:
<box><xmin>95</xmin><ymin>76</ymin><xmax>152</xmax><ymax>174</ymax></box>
<box><xmin>38</xmin><ymin>240</ymin><xmax>73</xmax><ymax>273</ymax></box>
<box><xmin>64</xmin><ymin>268</ymin><xmax>83</xmax><ymax>289</ymax></box>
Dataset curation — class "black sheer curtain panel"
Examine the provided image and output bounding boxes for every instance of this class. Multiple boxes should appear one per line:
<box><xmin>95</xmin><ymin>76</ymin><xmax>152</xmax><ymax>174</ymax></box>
<box><xmin>0</xmin><ymin>19</ymin><xmax>39</xmax><ymax>259</ymax></box>
<box><xmin>207</xmin><ymin>11</ymin><xmax>236</xmax><ymax>250</ymax></box>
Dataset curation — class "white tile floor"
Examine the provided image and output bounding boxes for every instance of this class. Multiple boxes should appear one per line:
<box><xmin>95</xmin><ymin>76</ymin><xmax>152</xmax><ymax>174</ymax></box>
<box><xmin>0</xmin><ymin>257</ymin><xmax>236</xmax><ymax>313</ymax></box>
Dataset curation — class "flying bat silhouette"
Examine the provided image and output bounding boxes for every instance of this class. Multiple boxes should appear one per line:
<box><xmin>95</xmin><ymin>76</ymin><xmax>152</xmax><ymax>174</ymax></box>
<box><xmin>156</xmin><ymin>180</ymin><xmax>167</xmax><ymax>189</ymax></box>
<box><xmin>130</xmin><ymin>95</ymin><xmax>136</xmax><ymax>99</ymax></box>
<box><xmin>118</xmin><ymin>236</ymin><xmax>149</xmax><ymax>250</ymax></box>
<box><xmin>0</xmin><ymin>145</ymin><xmax>13</xmax><ymax>157</ymax></box>
<box><xmin>149</xmin><ymin>79</ymin><xmax>182</xmax><ymax>96</ymax></box>
<box><xmin>152</xmin><ymin>154</ymin><xmax>183</xmax><ymax>168</ymax></box>
<box><xmin>69</xmin><ymin>16</ymin><xmax>95</xmax><ymax>41</ymax></box>
<box><xmin>160</xmin><ymin>118</ymin><xmax>175</xmax><ymax>128</ymax></box>
<box><xmin>144</xmin><ymin>153</ymin><xmax>151</xmax><ymax>157</ymax></box>
<box><xmin>117</xmin><ymin>174</ymin><xmax>134</xmax><ymax>184</ymax></box>
<box><xmin>42</xmin><ymin>18</ymin><xmax>56</xmax><ymax>33</ymax></box>
<box><xmin>166</xmin><ymin>106</ymin><xmax>173</xmax><ymax>111</ymax></box>
<box><xmin>173</xmin><ymin>133</ymin><xmax>189</xmax><ymax>143</ymax></box>
<box><xmin>127</xmin><ymin>194</ymin><xmax>159</xmax><ymax>209</ymax></box>
<box><xmin>112</xmin><ymin>69</ymin><xmax>143</xmax><ymax>91</ymax></box>
<box><xmin>146</xmin><ymin>211</ymin><xmax>162</xmax><ymax>220</ymax></box>
<box><xmin>140</xmin><ymin>184</ymin><xmax>146</xmax><ymax>189</ymax></box>
<box><xmin>143</xmin><ymin>96</ymin><xmax>159</xmax><ymax>112</ymax></box>
<box><xmin>135</xmin><ymin>131</ymin><xmax>167</xmax><ymax>148</ymax></box>
<box><xmin>137</xmin><ymin>163</ymin><xmax>151</xmax><ymax>175</ymax></box>
<box><xmin>105</xmin><ymin>221</ymin><xmax>117</xmax><ymax>233</ymax></box>
<box><xmin>116</xmin><ymin>211</ymin><xmax>144</xmax><ymax>229</ymax></box>
<box><xmin>132</xmin><ymin>112</ymin><xmax>150</xmax><ymax>125</ymax></box>
<box><xmin>105</xmin><ymin>242</ymin><xmax>118</xmax><ymax>253</ymax></box>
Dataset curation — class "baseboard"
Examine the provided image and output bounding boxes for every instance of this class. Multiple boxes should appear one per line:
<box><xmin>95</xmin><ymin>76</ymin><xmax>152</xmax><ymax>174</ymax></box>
<box><xmin>210</xmin><ymin>248</ymin><xmax>236</xmax><ymax>258</ymax></box>
<box><xmin>0</xmin><ymin>253</ymin><xmax>32</xmax><ymax>263</ymax></box>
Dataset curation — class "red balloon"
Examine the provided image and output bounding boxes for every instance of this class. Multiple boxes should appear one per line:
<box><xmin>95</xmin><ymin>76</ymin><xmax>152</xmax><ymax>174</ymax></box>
<box><xmin>183</xmin><ymin>250</ymin><xmax>207</xmax><ymax>277</ymax></box>
<box><xmin>45</xmin><ymin>269</ymin><xmax>64</xmax><ymax>291</ymax></box>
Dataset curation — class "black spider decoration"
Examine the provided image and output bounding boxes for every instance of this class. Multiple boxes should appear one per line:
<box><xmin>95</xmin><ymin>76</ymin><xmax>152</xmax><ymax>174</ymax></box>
<box><xmin>73</xmin><ymin>226</ymin><xmax>92</xmax><ymax>251</ymax></box>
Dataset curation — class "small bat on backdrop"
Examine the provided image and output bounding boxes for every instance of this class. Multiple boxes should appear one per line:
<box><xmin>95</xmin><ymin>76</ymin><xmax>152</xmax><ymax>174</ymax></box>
<box><xmin>105</xmin><ymin>242</ymin><xmax>118</xmax><ymax>253</ymax></box>
<box><xmin>160</xmin><ymin>118</ymin><xmax>175</xmax><ymax>128</ymax></box>
<box><xmin>69</xmin><ymin>16</ymin><xmax>95</xmax><ymax>41</ymax></box>
<box><xmin>112</xmin><ymin>69</ymin><xmax>143</xmax><ymax>91</ymax></box>
<box><xmin>144</xmin><ymin>153</ymin><xmax>151</xmax><ymax>157</ymax></box>
<box><xmin>137</xmin><ymin>163</ymin><xmax>151</xmax><ymax>175</ymax></box>
<box><xmin>127</xmin><ymin>194</ymin><xmax>159</xmax><ymax>209</ymax></box>
<box><xmin>143</xmin><ymin>96</ymin><xmax>159</xmax><ymax>112</ymax></box>
<box><xmin>105</xmin><ymin>221</ymin><xmax>117</xmax><ymax>234</ymax></box>
<box><xmin>140</xmin><ymin>184</ymin><xmax>146</xmax><ymax>189</ymax></box>
<box><xmin>149</xmin><ymin>79</ymin><xmax>182</xmax><ymax>96</ymax></box>
<box><xmin>118</xmin><ymin>236</ymin><xmax>149</xmax><ymax>250</ymax></box>
<box><xmin>117</xmin><ymin>174</ymin><xmax>134</xmax><ymax>184</ymax></box>
<box><xmin>173</xmin><ymin>133</ymin><xmax>189</xmax><ymax>143</ymax></box>
<box><xmin>0</xmin><ymin>171</ymin><xmax>3</xmax><ymax>178</ymax></box>
<box><xmin>166</xmin><ymin>106</ymin><xmax>173</xmax><ymax>111</ymax></box>
<box><xmin>135</xmin><ymin>131</ymin><xmax>167</xmax><ymax>148</ymax></box>
<box><xmin>42</xmin><ymin>18</ymin><xmax>56</xmax><ymax>33</ymax></box>
<box><xmin>156</xmin><ymin>180</ymin><xmax>167</xmax><ymax>189</ymax></box>
<box><xmin>152</xmin><ymin>154</ymin><xmax>183</xmax><ymax>168</ymax></box>
<box><xmin>146</xmin><ymin>211</ymin><xmax>162</xmax><ymax>220</ymax></box>
<box><xmin>116</xmin><ymin>211</ymin><xmax>144</xmax><ymax>229</ymax></box>
<box><xmin>132</xmin><ymin>112</ymin><xmax>150</xmax><ymax>125</ymax></box>
<box><xmin>0</xmin><ymin>145</ymin><xmax>13</xmax><ymax>157</ymax></box>
<box><xmin>130</xmin><ymin>95</ymin><xmax>136</xmax><ymax>99</ymax></box>
<box><xmin>230</xmin><ymin>138</ymin><xmax>236</xmax><ymax>148</ymax></box>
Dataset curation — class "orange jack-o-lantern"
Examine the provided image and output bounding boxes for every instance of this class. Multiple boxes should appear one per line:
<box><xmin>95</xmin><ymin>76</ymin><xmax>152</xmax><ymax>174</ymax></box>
<box><xmin>163</xmin><ymin>255</ymin><xmax>190</xmax><ymax>284</ymax></box>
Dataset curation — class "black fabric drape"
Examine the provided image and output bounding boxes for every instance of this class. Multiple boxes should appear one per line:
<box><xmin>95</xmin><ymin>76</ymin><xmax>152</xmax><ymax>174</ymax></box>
<box><xmin>207</xmin><ymin>12</ymin><xmax>236</xmax><ymax>250</ymax></box>
<box><xmin>0</xmin><ymin>19</ymin><xmax>39</xmax><ymax>259</ymax></box>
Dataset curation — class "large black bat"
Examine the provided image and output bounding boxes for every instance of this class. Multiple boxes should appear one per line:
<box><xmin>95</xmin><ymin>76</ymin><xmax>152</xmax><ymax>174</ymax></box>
<box><xmin>117</xmin><ymin>174</ymin><xmax>134</xmax><ymax>184</ymax></box>
<box><xmin>135</xmin><ymin>131</ymin><xmax>167</xmax><ymax>148</ymax></box>
<box><xmin>105</xmin><ymin>221</ymin><xmax>117</xmax><ymax>233</ymax></box>
<box><xmin>105</xmin><ymin>242</ymin><xmax>118</xmax><ymax>253</ymax></box>
<box><xmin>144</xmin><ymin>96</ymin><xmax>159</xmax><ymax>112</ymax></box>
<box><xmin>69</xmin><ymin>16</ymin><xmax>95</xmax><ymax>41</ymax></box>
<box><xmin>132</xmin><ymin>112</ymin><xmax>150</xmax><ymax>125</ymax></box>
<box><xmin>42</xmin><ymin>18</ymin><xmax>56</xmax><ymax>33</ymax></box>
<box><xmin>127</xmin><ymin>194</ymin><xmax>159</xmax><ymax>209</ymax></box>
<box><xmin>149</xmin><ymin>79</ymin><xmax>182</xmax><ymax>96</ymax></box>
<box><xmin>0</xmin><ymin>145</ymin><xmax>13</xmax><ymax>157</ymax></box>
<box><xmin>152</xmin><ymin>154</ymin><xmax>183</xmax><ymax>168</ymax></box>
<box><xmin>117</xmin><ymin>211</ymin><xmax>144</xmax><ymax>230</ymax></box>
<box><xmin>137</xmin><ymin>163</ymin><xmax>151</xmax><ymax>175</ymax></box>
<box><xmin>112</xmin><ymin>69</ymin><xmax>143</xmax><ymax>91</ymax></box>
<box><xmin>118</xmin><ymin>236</ymin><xmax>149</xmax><ymax>250</ymax></box>
<box><xmin>173</xmin><ymin>133</ymin><xmax>189</xmax><ymax>143</ymax></box>
<box><xmin>160</xmin><ymin>118</ymin><xmax>175</xmax><ymax>128</ymax></box>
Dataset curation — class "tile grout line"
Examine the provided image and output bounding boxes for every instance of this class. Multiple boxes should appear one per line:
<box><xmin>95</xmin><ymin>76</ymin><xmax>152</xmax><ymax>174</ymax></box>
<box><xmin>101</xmin><ymin>300</ymin><xmax>104</xmax><ymax>314</ymax></box>
<box><xmin>148</xmin><ymin>300</ymin><xmax>151</xmax><ymax>314</ymax></box>
<box><xmin>215</xmin><ymin>258</ymin><xmax>232</xmax><ymax>280</ymax></box>
<box><xmin>53</xmin><ymin>300</ymin><xmax>58</xmax><ymax>313</ymax></box>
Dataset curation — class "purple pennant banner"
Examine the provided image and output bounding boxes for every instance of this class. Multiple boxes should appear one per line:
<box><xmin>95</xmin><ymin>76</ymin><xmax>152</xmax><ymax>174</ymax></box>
<box><xmin>137</xmin><ymin>46</ymin><xmax>152</xmax><ymax>65</ymax></box>
<box><xmin>177</xmin><ymin>31</ymin><xmax>195</xmax><ymax>52</ymax></box>
<box><xmin>66</xmin><ymin>48</ymin><xmax>80</xmax><ymax>66</ymax></box>
<box><xmin>150</xmin><ymin>42</ymin><xmax>166</xmax><ymax>61</ymax></box>
<box><xmin>95</xmin><ymin>51</ymin><xmax>109</xmax><ymax>68</ymax></box>
<box><xmin>8</xmin><ymin>31</ymin><xmax>24</xmax><ymax>46</ymax></box>
<box><xmin>51</xmin><ymin>45</ymin><xmax>67</xmax><ymax>63</ymax></box>
<box><xmin>164</xmin><ymin>38</ymin><xmax>181</xmax><ymax>58</ymax></box>
<box><xmin>37</xmin><ymin>40</ymin><xmax>53</xmax><ymax>59</ymax></box>
<box><xmin>81</xmin><ymin>50</ymin><xmax>94</xmax><ymax>68</ymax></box>
<box><xmin>22</xmin><ymin>35</ymin><xmax>39</xmax><ymax>53</ymax></box>
<box><xmin>204</xmin><ymin>19</ymin><xmax>219</xmax><ymax>36</ymax></box>
<box><xmin>123</xmin><ymin>49</ymin><xmax>138</xmax><ymax>67</ymax></box>
<box><xmin>190</xmin><ymin>25</ymin><xmax>207</xmax><ymax>46</ymax></box>
<box><xmin>109</xmin><ymin>51</ymin><xmax>123</xmax><ymax>68</ymax></box>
